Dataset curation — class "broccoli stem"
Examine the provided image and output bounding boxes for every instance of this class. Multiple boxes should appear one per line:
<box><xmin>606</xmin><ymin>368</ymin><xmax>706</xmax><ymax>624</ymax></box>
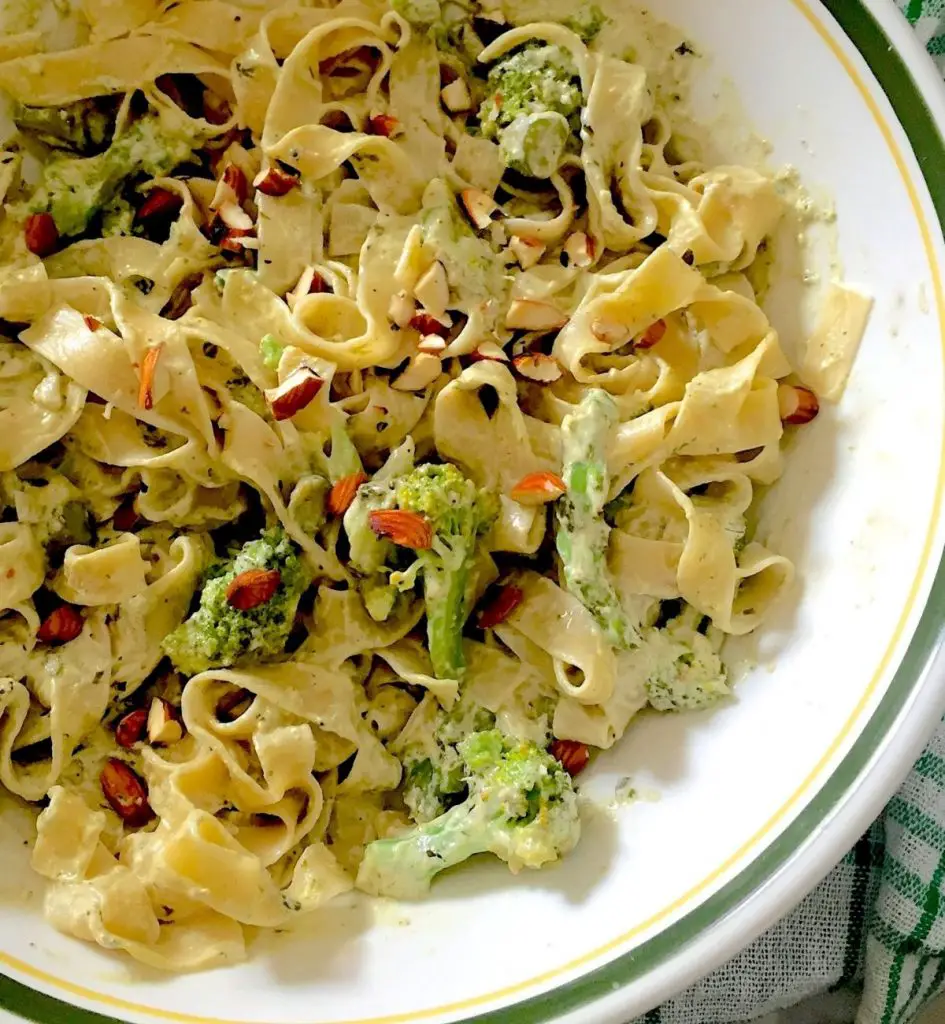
<box><xmin>555</xmin><ymin>389</ymin><xmax>639</xmax><ymax>648</ymax></box>
<box><xmin>425</xmin><ymin>562</ymin><xmax>469</xmax><ymax>679</ymax></box>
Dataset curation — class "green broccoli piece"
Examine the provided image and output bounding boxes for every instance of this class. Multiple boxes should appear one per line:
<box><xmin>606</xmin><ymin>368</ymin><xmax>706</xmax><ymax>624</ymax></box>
<box><xmin>556</xmin><ymin>389</ymin><xmax>639</xmax><ymax>649</ymax></box>
<box><xmin>394</xmin><ymin>464</ymin><xmax>498</xmax><ymax>679</ymax></box>
<box><xmin>162</xmin><ymin>528</ymin><xmax>311</xmax><ymax>676</ymax></box>
<box><xmin>31</xmin><ymin>115</ymin><xmax>200</xmax><ymax>237</ymax></box>
<box><xmin>391</xmin><ymin>0</ymin><xmax>441</xmax><ymax>26</ymax></box>
<box><xmin>563</xmin><ymin>4</ymin><xmax>607</xmax><ymax>43</ymax></box>
<box><xmin>14</xmin><ymin>98</ymin><xmax>113</xmax><ymax>154</ymax></box>
<box><xmin>358</xmin><ymin>729</ymin><xmax>580</xmax><ymax>898</ymax></box>
<box><xmin>643</xmin><ymin>605</ymin><xmax>731</xmax><ymax>711</ymax></box>
<box><xmin>478</xmin><ymin>45</ymin><xmax>583</xmax><ymax>178</ymax></box>
<box><xmin>259</xmin><ymin>334</ymin><xmax>285</xmax><ymax>371</ymax></box>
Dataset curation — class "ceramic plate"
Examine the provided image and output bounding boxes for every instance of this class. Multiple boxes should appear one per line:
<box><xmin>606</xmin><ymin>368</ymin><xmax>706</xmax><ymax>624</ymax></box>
<box><xmin>3</xmin><ymin>0</ymin><xmax>945</xmax><ymax>1022</ymax></box>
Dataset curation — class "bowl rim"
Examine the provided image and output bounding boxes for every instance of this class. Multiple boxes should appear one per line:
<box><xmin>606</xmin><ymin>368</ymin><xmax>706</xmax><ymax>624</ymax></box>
<box><xmin>2</xmin><ymin>2</ymin><xmax>945</xmax><ymax>1024</ymax></box>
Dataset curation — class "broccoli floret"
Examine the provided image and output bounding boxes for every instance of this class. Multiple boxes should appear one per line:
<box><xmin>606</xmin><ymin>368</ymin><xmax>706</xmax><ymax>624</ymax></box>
<box><xmin>162</xmin><ymin>528</ymin><xmax>311</xmax><ymax>676</ymax></box>
<box><xmin>358</xmin><ymin>729</ymin><xmax>580</xmax><ymax>898</ymax></box>
<box><xmin>394</xmin><ymin>464</ymin><xmax>498</xmax><ymax>679</ymax></box>
<box><xmin>479</xmin><ymin>45</ymin><xmax>583</xmax><ymax>178</ymax></box>
<box><xmin>259</xmin><ymin>334</ymin><xmax>285</xmax><ymax>371</ymax></box>
<box><xmin>563</xmin><ymin>4</ymin><xmax>607</xmax><ymax>42</ymax></box>
<box><xmin>14</xmin><ymin>98</ymin><xmax>113</xmax><ymax>154</ymax></box>
<box><xmin>643</xmin><ymin>606</ymin><xmax>731</xmax><ymax>711</ymax></box>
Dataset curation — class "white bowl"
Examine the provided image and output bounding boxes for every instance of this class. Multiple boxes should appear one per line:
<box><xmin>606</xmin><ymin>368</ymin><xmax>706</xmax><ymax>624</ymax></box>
<box><xmin>4</xmin><ymin>1</ymin><xmax>945</xmax><ymax>1022</ymax></box>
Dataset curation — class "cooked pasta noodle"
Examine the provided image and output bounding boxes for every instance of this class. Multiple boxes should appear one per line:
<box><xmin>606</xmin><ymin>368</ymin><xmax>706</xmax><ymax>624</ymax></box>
<box><xmin>0</xmin><ymin>0</ymin><xmax>870</xmax><ymax>969</ymax></box>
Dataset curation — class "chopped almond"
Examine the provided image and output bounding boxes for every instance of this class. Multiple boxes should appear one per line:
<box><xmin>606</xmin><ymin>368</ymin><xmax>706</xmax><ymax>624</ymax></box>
<box><xmin>36</xmin><ymin>605</ymin><xmax>83</xmax><ymax>645</ymax></box>
<box><xmin>369</xmin><ymin>509</ymin><xmax>433</xmax><ymax>549</ymax></box>
<box><xmin>112</xmin><ymin>499</ymin><xmax>139</xmax><ymax>532</ymax></box>
<box><xmin>409</xmin><ymin>312</ymin><xmax>450</xmax><ymax>338</ymax></box>
<box><xmin>115</xmin><ymin>709</ymin><xmax>148</xmax><ymax>750</ymax></box>
<box><xmin>505</xmin><ymin>299</ymin><xmax>568</xmax><ymax>332</ymax></box>
<box><xmin>287</xmin><ymin>266</ymin><xmax>330</xmax><ymax>310</ymax></box>
<box><xmin>510</xmin><ymin>471</ymin><xmax>566</xmax><ymax>505</ymax></box>
<box><xmin>147</xmin><ymin>697</ymin><xmax>183</xmax><ymax>746</ymax></box>
<box><xmin>138</xmin><ymin>343</ymin><xmax>165</xmax><ymax>411</ymax></box>
<box><xmin>225</xmin><ymin>568</ymin><xmax>282</xmax><ymax>610</ymax></box>
<box><xmin>550</xmin><ymin>738</ymin><xmax>590</xmax><ymax>776</ymax></box>
<box><xmin>418</xmin><ymin>334</ymin><xmax>447</xmax><ymax>354</ymax></box>
<box><xmin>388</xmin><ymin>290</ymin><xmax>417</xmax><ymax>328</ymax></box>
<box><xmin>211</xmin><ymin>163</ymin><xmax>248</xmax><ymax>210</ymax></box>
<box><xmin>563</xmin><ymin>232</ymin><xmax>596</xmax><ymax>268</ymax></box>
<box><xmin>635</xmin><ymin>319</ymin><xmax>667</xmax><ymax>350</ymax></box>
<box><xmin>778</xmin><ymin>383</ymin><xmax>820</xmax><ymax>425</ymax></box>
<box><xmin>441</xmin><ymin>77</ymin><xmax>473</xmax><ymax>112</ymax></box>
<box><xmin>591</xmin><ymin>318</ymin><xmax>632</xmax><ymax>346</ymax></box>
<box><xmin>476</xmin><ymin>584</ymin><xmax>524</xmax><ymax>629</ymax></box>
<box><xmin>254</xmin><ymin>163</ymin><xmax>301</xmax><ymax>198</ymax></box>
<box><xmin>220</xmin><ymin>228</ymin><xmax>256</xmax><ymax>254</ymax></box>
<box><xmin>510</xmin><ymin>235</ymin><xmax>545</xmax><ymax>269</ymax></box>
<box><xmin>267</xmin><ymin>365</ymin><xmax>324</xmax><ymax>420</ymax></box>
<box><xmin>83</xmin><ymin>315</ymin><xmax>102</xmax><ymax>332</ymax></box>
<box><xmin>328</xmin><ymin>471</ymin><xmax>368</xmax><ymax>516</ymax></box>
<box><xmin>413</xmin><ymin>260</ymin><xmax>449</xmax><ymax>318</ymax></box>
<box><xmin>218</xmin><ymin>201</ymin><xmax>253</xmax><ymax>232</ymax></box>
<box><xmin>366</xmin><ymin>114</ymin><xmax>403</xmax><ymax>138</ymax></box>
<box><xmin>470</xmin><ymin>340</ymin><xmax>509</xmax><ymax>362</ymax></box>
<box><xmin>460</xmin><ymin>188</ymin><xmax>499</xmax><ymax>231</ymax></box>
<box><xmin>100</xmin><ymin>758</ymin><xmax>153</xmax><ymax>827</ymax></box>
<box><xmin>136</xmin><ymin>188</ymin><xmax>183</xmax><ymax>224</ymax></box>
<box><xmin>391</xmin><ymin>353</ymin><xmax>442</xmax><ymax>391</ymax></box>
<box><xmin>24</xmin><ymin>213</ymin><xmax>59</xmax><ymax>257</ymax></box>
<box><xmin>512</xmin><ymin>352</ymin><xmax>563</xmax><ymax>383</ymax></box>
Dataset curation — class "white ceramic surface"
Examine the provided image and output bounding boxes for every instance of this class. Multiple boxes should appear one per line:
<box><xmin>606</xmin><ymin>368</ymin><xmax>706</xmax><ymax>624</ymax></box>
<box><xmin>3</xmin><ymin>2</ymin><xmax>945</xmax><ymax>1023</ymax></box>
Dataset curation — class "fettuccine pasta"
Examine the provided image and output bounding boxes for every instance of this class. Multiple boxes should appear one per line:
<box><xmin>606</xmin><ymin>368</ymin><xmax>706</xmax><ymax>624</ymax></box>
<box><xmin>0</xmin><ymin>0</ymin><xmax>870</xmax><ymax>969</ymax></box>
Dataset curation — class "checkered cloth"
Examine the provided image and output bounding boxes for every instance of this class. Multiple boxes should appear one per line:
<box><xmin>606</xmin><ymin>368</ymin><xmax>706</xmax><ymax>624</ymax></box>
<box><xmin>631</xmin><ymin>6</ymin><xmax>945</xmax><ymax>1023</ymax></box>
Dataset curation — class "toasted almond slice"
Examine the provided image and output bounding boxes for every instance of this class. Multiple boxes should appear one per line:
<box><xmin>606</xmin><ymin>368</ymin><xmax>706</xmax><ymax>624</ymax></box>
<box><xmin>115</xmin><ymin>709</ymin><xmax>148</xmax><ymax>749</ymax></box>
<box><xmin>413</xmin><ymin>260</ymin><xmax>449</xmax><ymax>318</ymax></box>
<box><xmin>287</xmin><ymin>266</ymin><xmax>330</xmax><ymax>309</ymax></box>
<box><xmin>267</xmin><ymin>365</ymin><xmax>324</xmax><ymax>420</ymax></box>
<box><xmin>226</xmin><ymin>568</ymin><xmax>282</xmax><ymax>610</ymax></box>
<box><xmin>418</xmin><ymin>334</ymin><xmax>447</xmax><ymax>354</ymax></box>
<box><xmin>550</xmin><ymin>738</ymin><xmax>590</xmax><ymax>776</ymax></box>
<box><xmin>388</xmin><ymin>290</ymin><xmax>417</xmax><ymax>328</ymax></box>
<box><xmin>563</xmin><ymin>232</ymin><xmax>596</xmax><ymax>268</ymax></box>
<box><xmin>476</xmin><ymin>584</ymin><xmax>524</xmax><ymax>629</ymax></box>
<box><xmin>24</xmin><ymin>212</ymin><xmax>59</xmax><ymax>257</ymax></box>
<box><xmin>470</xmin><ymin>340</ymin><xmax>509</xmax><ymax>362</ymax></box>
<box><xmin>591</xmin><ymin>318</ymin><xmax>632</xmax><ymax>346</ymax></box>
<box><xmin>369</xmin><ymin>509</ymin><xmax>433</xmax><ymax>549</ymax></box>
<box><xmin>147</xmin><ymin>698</ymin><xmax>183</xmax><ymax>746</ymax></box>
<box><xmin>36</xmin><ymin>605</ymin><xmax>83</xmax><ymax>645</ymax></box>
<box><xmin>505</xmin><ymin>299</ymin><xmax>568</xmax><ymax>332</ymax></box>
<box><xmin>83</xmin><ymin>315</ymin><xmax>102</xmax><ymax>332</ymax></box>
<box><xmin>254</xmin><ymin>163</ymin><xmax>301</xmax><ymax>197</ymax></box>
<box><xmin>391</xmin><ymin>352</ymin><xmax>442</xmax><ymax>391</ymax></box>
<box><xmin>510</xmin><ymin>471</ymin><xmax>567</xmax><ymax>505</ymax></box>
<box><xmin>635</xmin><ymin>319</ymin><xmax>667</xmax><ymax>350</ymax></box>
<box><xmin>409</xmin><ymin>311</ymin><xmax>450</xmax><ymax>337</ymax></box>
<box><xmin>100</xmin><ymin>758</ymin><xmax>153</xmax><ymax>827</ymax></box>
<box><xmin>510</xmin><ymin>235</ymin><xmax>545</xmax><ymax>269</ymax></box>
<box><xmin>367</xmin><ymin>114</ymin><xmax>403</xmax><ymax>138</ymax></box>
<box><xmin>211</xmin><ymin>163</ymin><xmax>248</xmax><ymax>210</ymax></box>
<box><xmin>512</xmin><ymin>352</ymin><xmax>563</xmax><ymax>383</ymax></box>
<box><xmin>138</xmin><ymin>343</ymin><xmax>165</xmax><ymax>411</ymax></box>
<box><xmin>778</xmin><ymin>383</ymin><xmax>820</xmax><ymax>425</ymax></box>
<box><xmin>136</xmin><ymin>188</ymin><xmax>183</xmax><ymax>224</ymax></box>
<box><xmin>218</xmin><ymin>201</ymin><xmax>254</xmax><ymax>231</ymax></box>
<box><xmin>460</xmin><ymin>188</ymin><xmax>499</xmax><ymax>231</ymax></box>
<box><xmin>440</xmin><ymin>77</ymin><xmax>473</xmax><ymax>112</ymax></box>
<box><xmin>328</xmin><ymin>471</ymin><xmax>368</xmax><ymax>517</ymax></box>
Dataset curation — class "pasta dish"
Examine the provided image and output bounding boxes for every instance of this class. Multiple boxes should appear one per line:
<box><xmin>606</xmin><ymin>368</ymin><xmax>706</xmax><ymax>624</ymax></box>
<box><xmin>0</xmin><ymin>0</ymin><xmax>871</xmax><ymax>971</ymax></box>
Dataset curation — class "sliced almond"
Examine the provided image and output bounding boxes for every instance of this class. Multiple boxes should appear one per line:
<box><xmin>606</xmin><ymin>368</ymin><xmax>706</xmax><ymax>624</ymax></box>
<box><xmin>510</xmin><ymin>235</ymin><xmax>545</xmax><ymax>270</ymax></box>
<box><xmin>470</xmin><ymin>340</ymin><xmax>509</xmax><ymax>362</ymax></box>
<box><xmin>220</xmin><ymin>228</ymin><xmax>256</xmax><ymax>253</ymax></box>
<box><xmin>288</xmin><ymin>266</ymin><xmax>330</xmax><ymax>310</ymax></box>
<box><xmin>136</xmin><ymin>188</ymin><xmax>183</xmax><ymax>224</ymax></box>
<box><xmin>413</xmin><ymin>260</ymin><xmax>449</xmax><ymax>318</ymax></box>
<box><xmin>418</xmin><ymin>334</ymin><xmax>447</xmax><ymax>354</ymax></box>
<box><xmin>635</xmin><ymin>319</ymin><xmax>668</xmax><ymax>350</ymax></box>
<box><xmin>147</xmin><ymin>697</ymin><xmax>183</xmax><ymax>746</ymax></box>
<box><xmin>137</xmin><ymin>343</ymin><xmax>165</xmax><ymax>411</ymax></box>
<box><xmin>563</xmin><ymin>232</ymin><xmax>596</xmax><ymax>268</ymax></box>
<box><xmin>513</xmin><ymin>352</ymin><xmax>563</xmax><ymax>383</ymax></box>
<box><xmin>225</xmin><ymin>568</ymin><xmax>282</xmax><ymax>610</ymax></box>
<box><xmin>218</xmin><ymin>201</ymin><xmax>254</xmax><ymax>232</ymax></box>
<box><xmin>460</xmin><ymin>188</ymin><xmax>499</xmax><ymax>231</ymax></box>
<box><xmin>440</xmin><ymin>77</ymin><xmax>473</xmax><ymax>113</ymax></box>
<box><xmin>266</xmin><ymin>365</ymin><xmax>324</xmax><ymax>420</ymax></box>
<box><xmin>83</xmin><ymin>315</ymin><xmax>102</xmax><ymax>332</ymax></box>
<box><xmin>510</xmin><ymin>471</ymin><xmax>567</xmax><ymax>505</ymax></box>
<box><xmin>409</xmin><ymin>311</ymin><xmax>450</xmax><ymax>337</ymax></box>
<box><xmin>366</xmin><ymin>114</ymin><xmax>403</xmax><ymax>138</ymax></box>
<box><xmin>391</xmin><ymin>352</ymin><xmax>442</xmax><ymax>391</ymax></box>
<box><xmin>778</xmin><ymin>383</ymin><xmax>820</xmax><ymax>425</ymax></box>
<box><xmin>591</xmin><ymin>318</ymin><xmax>632</xmax><ymax>347</ymax></box>
<box><xmin>254</xmin><ymin>163</ymin><xmax>301</xmax><ymax>198</ymax></box>
<box><xmin>369</xmin><ymin>509</ymin><xmax>433</xmax><ymax>549</ymax></box>
<box><xmin>328</xmin><ymin>471</ymin><xmax>368</xmax><ymax>517</ymax></box>
<box><xmin>211</xmin><ymin>163</ymin><xmax>248</xmax><ymax>210</ymax></box>
<box><xmin>505</xmin><ymin>299</ymin><xmax>568</xmax><ymax>332</ymax></box>
<box><xmin>388</xmin><ymin>290</ymin><xmax>417</xmax><ymax>328</ymax></box>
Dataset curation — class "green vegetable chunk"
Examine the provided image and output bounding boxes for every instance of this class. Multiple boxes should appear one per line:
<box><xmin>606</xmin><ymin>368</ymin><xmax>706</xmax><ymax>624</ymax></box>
<box><xmin>14</xmin><ymin>99</ymin><xmax>113</xmax><ymax>154</ymax></box>
<box><xmin>479</xmin><ymin>45</ymin><xmax>583</xmax><ymax>178</ymax></box>
<box><xmin>32</xmin><ymin>115</ymin><xmax>200</xmax><ymax>237</ymax></box>
<box><xmin>162</xmin><ymin>528</ymin><xmax>311</xmax><ymax>676</ymax></box>
<box><xmin>259</xmin><ymin>334</ymin><xmax>285</xmax><ymax>371</ymax></box>
<box><xmin>643</xmin><ymin>605</ymin><xmax>730</xmax><ymax>711</ymax></box>
<box><xmin>556</xmin><ymin>389</ymin><xmax>639</xmax><ymax>649</ymax></box>
<box><xmin>394</xmin><ymin>464</ymin><xmax>498</xmax><ymax>680</ymax></box>
<box><xmin>357</xmin><ymin>729</ymin><xmax>580</xmax><ymax>898</ymax></box>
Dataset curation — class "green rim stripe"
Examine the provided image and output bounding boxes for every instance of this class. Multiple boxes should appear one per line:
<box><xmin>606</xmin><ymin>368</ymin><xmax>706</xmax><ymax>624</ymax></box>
<box><xmin>2</xmin><ymin>4</ymin><xmax>945</xmax><ymax>1024</ymax></box>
